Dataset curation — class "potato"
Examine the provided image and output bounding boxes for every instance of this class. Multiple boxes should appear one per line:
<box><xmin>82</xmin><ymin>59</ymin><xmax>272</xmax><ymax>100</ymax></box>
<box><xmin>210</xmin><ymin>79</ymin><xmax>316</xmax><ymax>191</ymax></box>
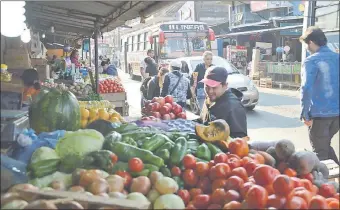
<box><xmin>69</xmin><ymin>186</ymin><xmax>85</xmax><ymax>192</ymax></box>
<box><xmin>1</xmin><ymin>192</ymin><xmax>24</xmax><ymax>206</ymax></box>
<box><xmin>24</xmin><ymin>200</ymin><xmax>58</xmax><ymax>209</ymax></box>
<box><xmin>8</xmin><ymin>184</ymin><xmax>39</xmax><ymax>202</ymax></box>
<box><xmin>88</xmin><ymin>178</ymin><xmax>109</xmax><ymax>195</ymax></box>
<box><xmin>50</xmin><ymin>180</ymin><xmax>66</xmax><ymax>191</ymax></box>
<box><xmin>149</xmin><ymin>171</ymin><xmax>164</xmax><ymax>185</ymax></box>
<box><xmin>106</xmin><ymin>175</ymin><xmax>124</xmax><ymax>193</ymax></box>
<box><xmin>130</xmin><ymin>176</ymin><xmax>151</xmax><ymax>195</ymax></box>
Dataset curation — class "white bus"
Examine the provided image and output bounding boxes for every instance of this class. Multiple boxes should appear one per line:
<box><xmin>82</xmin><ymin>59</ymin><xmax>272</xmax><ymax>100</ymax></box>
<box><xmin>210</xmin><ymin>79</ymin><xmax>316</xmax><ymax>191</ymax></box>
<box><xmin>120</xmin><ymin>21</ymin><xmax>216</xmax><ymax>79</ymax></box>
<box><xmin>302</xmin><ymin>1</ymin><xmax>339</xmax><ymax>62</ymax></box>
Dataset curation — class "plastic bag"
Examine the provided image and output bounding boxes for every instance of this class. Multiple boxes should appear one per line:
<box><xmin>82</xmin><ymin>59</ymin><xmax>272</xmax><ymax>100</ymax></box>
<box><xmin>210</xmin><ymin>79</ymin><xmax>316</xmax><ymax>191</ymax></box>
<box><xmin>10</xmin><ymin>130</ymin><xmax>66</xmax><ymax>165</ymax></box>
<box><xmin>1</xmin><ymin>154</ymin><xmax>29</xmax><ymax>192</ymax></box>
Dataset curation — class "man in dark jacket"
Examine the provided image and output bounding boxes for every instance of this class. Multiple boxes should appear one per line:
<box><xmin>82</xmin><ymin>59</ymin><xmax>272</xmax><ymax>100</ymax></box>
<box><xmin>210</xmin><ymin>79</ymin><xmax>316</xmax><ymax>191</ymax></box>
<box><xmin>199</xmin><ymin>66</ymin><xmax>247</xmax><ymax>138</ymax></box>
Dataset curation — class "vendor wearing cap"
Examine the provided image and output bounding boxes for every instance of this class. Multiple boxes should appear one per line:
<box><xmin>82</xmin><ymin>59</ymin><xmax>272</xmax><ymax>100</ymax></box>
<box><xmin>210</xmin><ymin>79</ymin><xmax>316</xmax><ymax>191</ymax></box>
<box><xmin>200</xmin><ymin>66</ymin><xmax>248</xmax><ymax>138</ymax></box>
<box><xmin>161</xmin><ymin>60</ymin><xmax>192</xmax><ymax>107</ymax></box>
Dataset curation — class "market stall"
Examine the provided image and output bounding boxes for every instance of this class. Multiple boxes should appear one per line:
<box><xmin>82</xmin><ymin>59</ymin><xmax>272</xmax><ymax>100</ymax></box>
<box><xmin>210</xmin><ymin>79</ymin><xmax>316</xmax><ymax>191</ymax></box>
<box><xmin>1</xmin><ymin>86</ymin><xmax>339</xmax><ymax>209</ymax></box>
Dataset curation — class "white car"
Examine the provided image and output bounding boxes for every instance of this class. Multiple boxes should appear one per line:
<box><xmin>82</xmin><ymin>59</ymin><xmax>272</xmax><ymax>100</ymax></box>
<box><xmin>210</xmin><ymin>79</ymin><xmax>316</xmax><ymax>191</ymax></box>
<box><xmin>176</xmin><ymin>56</ymin><xmax>259</xmax><ymax>112</ymax></box>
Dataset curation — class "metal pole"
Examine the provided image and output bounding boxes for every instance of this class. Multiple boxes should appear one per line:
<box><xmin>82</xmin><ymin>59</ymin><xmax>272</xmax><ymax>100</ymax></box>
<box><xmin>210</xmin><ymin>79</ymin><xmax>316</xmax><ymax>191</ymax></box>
<box><xmin>94</xmin><ymin>23</ymin><xmax>100</xmax><ymax>94</ymax></box>
<box><xmin>89</xmin><ymin>38</ymin><xmax>92</xmax><ymax>67</ymax></box>
<box><xmin>81</xmin><ymin>39</ymin><xmax>84</xmax><ymax>60</ymax></box>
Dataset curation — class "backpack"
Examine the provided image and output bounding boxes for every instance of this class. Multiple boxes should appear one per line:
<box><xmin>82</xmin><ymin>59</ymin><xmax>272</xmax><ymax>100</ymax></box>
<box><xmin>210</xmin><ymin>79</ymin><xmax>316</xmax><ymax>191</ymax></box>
<box><xmin>140</xmin><ymin>77</ymin><xmax>152</xmax><ymax>98</ymax></box>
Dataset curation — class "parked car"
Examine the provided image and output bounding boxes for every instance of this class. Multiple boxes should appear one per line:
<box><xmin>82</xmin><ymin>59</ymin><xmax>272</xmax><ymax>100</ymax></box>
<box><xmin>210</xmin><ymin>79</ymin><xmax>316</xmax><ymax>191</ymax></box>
<box><xmin>176</xmin><ymin>56</ymin><xmax>259</xmax><ymax>113</ymax></box>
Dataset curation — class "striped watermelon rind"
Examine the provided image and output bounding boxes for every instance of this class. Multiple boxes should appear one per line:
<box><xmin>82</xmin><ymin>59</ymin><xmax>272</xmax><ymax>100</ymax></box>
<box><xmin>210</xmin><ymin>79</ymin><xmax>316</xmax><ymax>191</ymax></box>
<box><xmin>29</xmin><ymin>88</ymin><xmax>81</xmax><ymax>133</ymax></box>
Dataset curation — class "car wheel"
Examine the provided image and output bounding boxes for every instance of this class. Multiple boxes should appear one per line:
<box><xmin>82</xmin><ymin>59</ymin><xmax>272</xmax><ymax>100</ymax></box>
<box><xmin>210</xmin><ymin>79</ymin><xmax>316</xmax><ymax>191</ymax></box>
<box><xmin>246</xmin><ymin>105</ymin><xmax>256</xmax><ymax>111</ymax></box>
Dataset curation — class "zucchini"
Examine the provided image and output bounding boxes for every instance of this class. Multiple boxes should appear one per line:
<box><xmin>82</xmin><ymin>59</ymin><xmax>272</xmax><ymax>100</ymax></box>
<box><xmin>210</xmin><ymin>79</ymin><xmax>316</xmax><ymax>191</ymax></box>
<box><xmin>141</xmin><ymin>134</ymin><xmax>169</xmax><ymax>152</ymax></box>
<box><xmin>170</xmin><ymin>137</ymin><xmax>188</xmax><ymax>166</ymax></box>
<box><xmin>130</xmin><ymin>169</ymin><xmax>150</xmax><ymax>177</ymax></box>
<box><xmin>144</xmin><ymin>164</ymin><xmax>160</xmax><ymax>173</ymax></box>
<box><xmin>155</xmin><ymin>149</ymin><xmax>170</xmax><ymax>162</ymax></box>
<box><xmin>155</xmin><ymin>142</ymin><xmax>173</xmax><ymax>154</ymax></box>
<box><xmin>108</xmin><ymin>142</ymin><xmax>164</xmax><ymax>167</ymax></box>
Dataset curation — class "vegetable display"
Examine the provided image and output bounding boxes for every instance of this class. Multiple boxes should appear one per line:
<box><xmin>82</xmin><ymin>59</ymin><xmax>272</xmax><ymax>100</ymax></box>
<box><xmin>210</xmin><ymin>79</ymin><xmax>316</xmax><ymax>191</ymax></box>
<box><xmin>3</xmin><ymin>120</ymin><xmax>340</xmax><ymax>210</ymax></box>
<box><xmin>29</xmin><ymin>88</ymin><xmax>81</xmax><ymax>133</ymax></box>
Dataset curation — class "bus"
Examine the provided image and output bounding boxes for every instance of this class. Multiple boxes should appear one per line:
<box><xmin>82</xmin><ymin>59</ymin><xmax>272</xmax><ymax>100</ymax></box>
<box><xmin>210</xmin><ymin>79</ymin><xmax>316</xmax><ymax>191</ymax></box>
<box><xmin>120</xmin><ymin>21</ymin><xmax>216</xmax><ymax>79</ymax></box>
<box><xmin>302</xmin><ymin>1</ymin><xmax>339</xmax><ymax>62</ymax></box>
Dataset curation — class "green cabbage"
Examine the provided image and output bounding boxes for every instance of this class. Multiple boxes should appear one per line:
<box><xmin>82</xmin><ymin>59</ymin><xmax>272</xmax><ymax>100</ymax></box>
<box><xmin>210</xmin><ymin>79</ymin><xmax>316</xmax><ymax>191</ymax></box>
<box><xmin>55</xmin><ymin>129</ymin><xmax>104</xmax><ymax>160</ymax></box>
<box><xmin>30</xmin><ymin>147</ymin><xmax>59</xmax><ymax>164</ymax></box>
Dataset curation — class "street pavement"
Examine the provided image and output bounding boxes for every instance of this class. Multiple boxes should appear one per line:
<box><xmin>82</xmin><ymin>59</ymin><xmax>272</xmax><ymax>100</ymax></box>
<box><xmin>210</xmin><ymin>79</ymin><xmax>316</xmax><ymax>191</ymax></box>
<box><xmin>119</xmin><ymin>70</ymin><xmax>339</xmax><ymax>158</ymax></box>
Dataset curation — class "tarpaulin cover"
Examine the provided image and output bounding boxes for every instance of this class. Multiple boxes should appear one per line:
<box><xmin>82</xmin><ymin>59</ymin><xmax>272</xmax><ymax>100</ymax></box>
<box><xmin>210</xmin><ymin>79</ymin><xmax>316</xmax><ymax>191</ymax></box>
<box><xmin>133</xmin><ymin>119</ymin><xmax>197</xmax><ymax>132</ymax></box>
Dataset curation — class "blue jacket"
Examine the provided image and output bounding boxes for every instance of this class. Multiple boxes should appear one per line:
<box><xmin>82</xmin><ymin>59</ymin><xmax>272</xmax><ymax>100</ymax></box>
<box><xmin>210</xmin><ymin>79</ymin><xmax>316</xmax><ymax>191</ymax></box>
<box><xmin>105</xmin><ymin>64</ymin><xmax>118</xmax><ymax>76</ymax></box>
<box><xmin>300</xmin><ymin>46</ymin><xmax>339</xmax><ymax>120</ymax></box>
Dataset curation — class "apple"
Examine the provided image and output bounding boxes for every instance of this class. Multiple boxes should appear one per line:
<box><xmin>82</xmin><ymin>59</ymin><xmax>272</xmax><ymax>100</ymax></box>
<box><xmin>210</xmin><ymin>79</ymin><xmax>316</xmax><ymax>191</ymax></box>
<box><xmin>162</xmin><ymin>114</ymin><xmax>171</xmax><ymax>120</ymax></box>
<box><xmin>169</xmin><ymin>112</ymin><xmax>176</xmax><ymax>120</ymax></box>
<box><xmin>141</xmin><ymin>117</ymin><xmax>150</xmax><ymax>121</ymax></box>
<box><xmin>152</xmin><ymin>112</ymin><xmax>161</xmax><ymax>118</ymax></box>
<box><xmin>149</xmin><ymin>116</ymin><xmax>156</xmax><ymax>120</ymax></box>
<box><xmin>147</xmin><ymin>103</ymin><xmax>154</xmax><ymax>112</ymax></box>
<box><xmin>165</xmin><ymin>95</ymin><xmax>174</xmax><ymax>104</ymax></box>
<box><xmin>152</xmin><ymin>97</ymin><xmax>158</xmax><ymax>103</ymax></box>
<box><xmin>172</xmin><ymin>102</ymin><xmax>178</xmax><ymax>107</ymax></box>
<box><xmin>152</xmin><ymin>102</ymin><xmax>161</xmax><ymax>112</ymax></box>
<box><xmin>155</xmin><ymin>97</ymin><xmax>165</xmax><ymax>107</ymax></box>
<box><xmin>172</xmin><ymin>104</ymin><xmax>183</xmax><ymax>115</ymax></box>
<box><xmin>144</xmin><ymin>100</ymin><xmax>151</xmax><ymax>107</ymax></box>
<box><xmin>160</xmin><ymin>106</ymin><xmax>170</xmax><ymax>115</ymax></box>
<box><xmin>164</xmin><ymin>103</ymin><xmax>173</xmax><ymax>111</ymax></box>
<box><xmin>177</xmin><ymin>112</ymin><xmax>187</xmax><ymax>119</ymax></box>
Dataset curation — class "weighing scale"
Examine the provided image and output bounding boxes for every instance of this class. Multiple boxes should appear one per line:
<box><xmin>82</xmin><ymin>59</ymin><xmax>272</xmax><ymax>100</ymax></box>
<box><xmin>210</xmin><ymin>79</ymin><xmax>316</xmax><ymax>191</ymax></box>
<box><xmin>1</xmin><ymin>110</ymin><xmax>29</xmax><ymax>149</ymax></box>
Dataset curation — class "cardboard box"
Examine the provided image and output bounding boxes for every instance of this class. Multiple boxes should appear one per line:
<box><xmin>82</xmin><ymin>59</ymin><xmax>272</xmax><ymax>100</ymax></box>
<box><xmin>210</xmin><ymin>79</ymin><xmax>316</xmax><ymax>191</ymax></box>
<box><xmin>4</xmin><ymin>53</ymin><xmax>31</xmax><ymax>69</ymax></box>
<box><xmin>5</xmin><ymin>37</ymin><xmax>23</xmax><ymax>49</ymax></box>
<box><xmin>31</xmin><ymin>58</ymin><xmax>48</xmax><ymax>66</ymax></box>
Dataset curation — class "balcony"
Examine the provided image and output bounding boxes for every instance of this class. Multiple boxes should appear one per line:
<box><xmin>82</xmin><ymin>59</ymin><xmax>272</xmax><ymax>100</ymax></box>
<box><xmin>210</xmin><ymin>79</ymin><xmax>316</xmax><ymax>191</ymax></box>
<box><xmin>230</xmin><ymin>12</ymin><xmax>268</xmax><ymax>27</ymax></box>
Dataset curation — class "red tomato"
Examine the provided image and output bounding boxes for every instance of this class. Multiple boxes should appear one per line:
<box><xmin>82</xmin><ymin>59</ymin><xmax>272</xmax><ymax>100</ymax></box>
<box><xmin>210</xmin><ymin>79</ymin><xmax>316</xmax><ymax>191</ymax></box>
<box><xmin>171</xmin><ymin>166</ymin><xmax>182</xmax><ymax>177</ymax></box>
<box><xmin>183</xmin><ymin>169</ymin><xmax>199</xmax><ymax>187</ymax></box>
<box><xmin>197</xmin><ymin>177</ymin><xmax>211</xmax><ymax>194</ymax></box>
<box><xmin>196</xmin><ymin>162</ymin><xmax>210</xmax><ymax>177</ymax></box>
<box><xmin>109</xmin><ymin>153</ymin><xmax>118</xmax><ymax>164</ymax></box>
<box><xmin>182</xmin><ymin>154</ymin><xmax>197</xmax><ymax>169</ymax></box>
<box><xmin>211</xmin><ymin>188</ymin><xmax>228</xmax><ymax>206</ymax></box>
<box><xmin>284</xmin><ymin>196</ymin><xmax>308</xmax><ymax>209</ymax></box>
<box><xmin>246</xmin><ymin>185</ymin><xmax>269</xmax><ymax>209</ymax></box>
<box><xmin>214</xmin><ymin>153</ymin><xmax>228</xmax><ymax>164</ymax></box>
<box><xmin>319</xmin><ymin>183</ymin><xmax>337</xmax><ymax>198</ymax></box>
<box><xmin>225</xmin><ymin>189</ymin><xmax>241</xmax><ymax>204</ymax></box>
<box><xmin>240</xmin><ymin>182</ymin><xmax>255</xmax><ymax>199</ymax></box>
<box><xmin>208</xmin><ymin>160</ymin><xmax>215</xmax><ymax>168</ymax></box>
<box><xmin>226</xmin><ymin>157</ymin><xmax>241</xmax><ymax>170</ymax></box>
<box><xmin>189</xmin><ymin>188</ymin><xmax>203</xmax><ymax>199</ymax></box>
<box><xmin>229</xmin><ymin>167</ymin><xmax>249</xmax><ymax>182</ymax></box>
<box><xmin>225</xmin><ymin>176</ymin><xmax>244</xmax><ymax>191</ymax></box>
<box><xmin>214</xmin><ymin>163</ymin><xmax>231</xmax><ymax>179</ymax></box>
<box><xmin>115</xmin><ymin>171</ymin><xmax>132</xmax><ymax>187</ymax></box>
<box><xmin>212</xmin><ymin>179</ymin><xmax>228</xmax><ymax>192</ymax></box>
<box><xmin>128</xmin><ymin>158</ymin><xmax>144</xmax><ymax>172</ymax></box>
<box><xmin>177</xmin><ymin>189</ymin><xmax>191</xmax><ymax>205</ymax></box>
<box><xmin>192</xmin><ymin>194</ymin><xmax>211</xmax><ymax>209</ymax></box>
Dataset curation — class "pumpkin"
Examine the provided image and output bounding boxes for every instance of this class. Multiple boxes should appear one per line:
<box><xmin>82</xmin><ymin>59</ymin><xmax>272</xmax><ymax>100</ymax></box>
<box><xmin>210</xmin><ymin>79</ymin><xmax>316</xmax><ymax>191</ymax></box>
<box><xmin>29</xmin><ymin>88</ymin><xmax>81</xmax><ymax>133</ymax></box>
<box><xmin>195</xmin><ymin>119</ymin><xmax>230</xmax><ymax>142</ymax></box>
<box><xmin>275</xmin><ymin>139</ymin><xmax>295</xmax><ymax>161</ymax></box>
<box><xmin>288</xmin><ymin>151</ymin><xmax>320</xmax><ymax>176</ymax></box>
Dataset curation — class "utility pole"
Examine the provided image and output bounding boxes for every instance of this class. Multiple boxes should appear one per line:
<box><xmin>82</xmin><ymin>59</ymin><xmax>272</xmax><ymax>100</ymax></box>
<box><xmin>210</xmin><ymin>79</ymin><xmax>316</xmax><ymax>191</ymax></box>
<box><xmin>194</xmin><ymin>1</ymin><xmax>199</xmax><ymax>21</ymax></box>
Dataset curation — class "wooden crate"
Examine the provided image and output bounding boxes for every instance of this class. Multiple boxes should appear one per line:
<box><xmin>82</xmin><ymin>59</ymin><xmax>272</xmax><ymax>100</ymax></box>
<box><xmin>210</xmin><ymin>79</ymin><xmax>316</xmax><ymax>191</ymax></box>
<box><xmin>253</xmin><ymin>79</ymin><xmax>260</xmax><ymax>87</ymax></box>
<box><xmin>101</xmin><ymin>92</ymin><xmax>129</xmax><ymax>116</ymax></box>
<box><xmin>321</xmin><ymin>159</ymin><xmax>339</xmax><ymax>183</ymax></box>
<box><xmin>260</xmin><ymin>78</ymin><xmax>272</xmax><ymax>88</ymax></box>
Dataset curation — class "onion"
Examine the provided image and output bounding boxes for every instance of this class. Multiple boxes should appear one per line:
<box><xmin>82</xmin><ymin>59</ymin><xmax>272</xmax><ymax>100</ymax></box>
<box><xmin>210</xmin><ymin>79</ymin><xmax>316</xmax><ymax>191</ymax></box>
<box><xmin>130</xmin><ymin>176</ymin><xmax>151</xmax><ymax>195</ymax></box>
<box><xmin>153</xmin><ymin>194</ymin><xmax>185</xmax><ymax>209</ymax></box>
<box><xmin>88</xmin><ymin>178</ymin><xmax>109</xmax><ymax>195</ymax></box>
<box><xmin>106</xmin><ymin>175</ymin><xmax>124</xmax><ymax>192</ymax></box>
<box><xmin>149</xmin><ymin>171</ymin><xmax>164</xmax><ymax>185</ymax></box>
<box><xmin>108</xmin><ymin>192</ymin><xmax>127</xmax><ymax>199</ymax></box>
<box><xmin>147</xmin><ymin>189</ymin><xmax>160</xmax><ymax>203</ymax></box>
<box><xmin>127</xmin><ymin>192</ymin><xmax>149</xmax><ymax>203</ymax></box>
<box><xmin>155</xmin><ymin>177</ymin><xmax>179</xmax><ymax>195</ymax></box>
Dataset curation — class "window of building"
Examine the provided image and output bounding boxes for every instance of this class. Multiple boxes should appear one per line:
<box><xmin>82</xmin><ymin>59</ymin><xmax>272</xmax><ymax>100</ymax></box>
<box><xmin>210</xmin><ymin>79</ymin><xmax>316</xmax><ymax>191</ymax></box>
<box><xmin>315</xmin><ymin>1</ymin><xmax>340</xmax><ymax>31</ymax></box>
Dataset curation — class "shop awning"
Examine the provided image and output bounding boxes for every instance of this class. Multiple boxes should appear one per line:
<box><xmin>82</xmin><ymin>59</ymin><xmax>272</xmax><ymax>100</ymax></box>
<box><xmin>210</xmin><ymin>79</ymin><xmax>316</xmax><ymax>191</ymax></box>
<box><xmin>25</xmin><ymin>1</ymin><xmax>175</xmax><ymax>42</ymax></box>
<box><xmin>217</xmin><ymin>25</ymin><xmax>303</xmax><ymax>38</ymax></box>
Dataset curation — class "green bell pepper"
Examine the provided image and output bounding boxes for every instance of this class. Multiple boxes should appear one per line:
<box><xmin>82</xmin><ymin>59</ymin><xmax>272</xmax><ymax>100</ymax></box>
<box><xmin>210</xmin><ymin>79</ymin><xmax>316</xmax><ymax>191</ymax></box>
<box><xmin>196</xmin><ymin>143</ymin><xmax>211</xmax><ymax>161</ymax></box>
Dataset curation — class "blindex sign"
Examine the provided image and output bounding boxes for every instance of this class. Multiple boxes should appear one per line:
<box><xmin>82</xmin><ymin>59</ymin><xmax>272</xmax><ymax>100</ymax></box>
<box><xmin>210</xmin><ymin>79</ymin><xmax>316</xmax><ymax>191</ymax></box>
<box><xmin>160</xmin><ymin>24</ymin><xmax>209</xmax><ymax>32</ymax></box>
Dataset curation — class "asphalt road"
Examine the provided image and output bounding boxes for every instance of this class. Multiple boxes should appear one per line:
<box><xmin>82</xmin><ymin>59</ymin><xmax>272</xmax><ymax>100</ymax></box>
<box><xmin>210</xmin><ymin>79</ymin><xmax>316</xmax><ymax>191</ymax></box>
<box><xmin>120</xmin><ymin>71</ymin><xmax>339</xmax><ymax>159</ymax></box>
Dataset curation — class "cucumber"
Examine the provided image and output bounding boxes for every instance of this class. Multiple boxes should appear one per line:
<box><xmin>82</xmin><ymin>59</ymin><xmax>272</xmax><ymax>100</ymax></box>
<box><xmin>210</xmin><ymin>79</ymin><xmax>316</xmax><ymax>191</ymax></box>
<box><xmin>144</xmin><ymin>164</ymin><xmax>159</xmax><ymax>173</ymax></box>
<box><xmin>206</xmin><ymin>142</ymin><xmax>224</xmax><ymax>157</ymax></box>
<box><xmin>155</xmin><ymin>149</ymin><xmax>170</xmax><ymax>162</ymax></box>
<box><xmin>155</xmin><ymin>142</ymin><xmax>174</xmax><ymax>154</ymax></box>
<box><xmin>141</xmin><ymin>134</ymin><xmax>170</xmax><ymax>152</ymax></box>
<box><xmin>108</xmin><ymin>142</ymin><xmax>164</xmax><ymax>167</ymax></box>
<box><xmin>160</xmin><ymin>166</ymin><xmax>171</xmax><ymax>177</ymax></box>
<box><xmin>170</xmin><ymin>137</ymin><xmax>188</xmax><ymax>166</ymax></box>
<box><xmin>130</xmin><ymin>169</ymin><xmax>150</xmax><ymax>177</ymax></box>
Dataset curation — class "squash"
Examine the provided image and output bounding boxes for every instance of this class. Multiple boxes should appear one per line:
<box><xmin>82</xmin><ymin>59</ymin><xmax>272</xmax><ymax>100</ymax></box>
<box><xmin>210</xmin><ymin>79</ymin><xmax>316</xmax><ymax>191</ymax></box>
<box><xmin>195</xmin><ymin>119</ymin><xmax>230</xmax><ymax>142</ymax></box>
<box><xmin>257</xmin><ymin>151</ymin><xmax>276</xmax><ymax>167</ymax></box>
<box><xmin>288</xmin><ymin>151</ymin><xmax>320</xmax><ymax>175</ymax></box>
<box><xmin>275</xmin><ymin>139</ymin><xmax>295</xmax><ymax>161</ymax></box>
<box><xmin>266</xmin><ymin>147</ymin><xmax>279</xmax><ymax>163</ymax></box>
<box><xmin>314</xmin><ymin>162</ymin><xmax>329</xmax><ymax>179</ymax></box>
<box><xmin>248</xmin><ymin>140</ymin><xmax>279</xmax><ymax>152</ymax></box>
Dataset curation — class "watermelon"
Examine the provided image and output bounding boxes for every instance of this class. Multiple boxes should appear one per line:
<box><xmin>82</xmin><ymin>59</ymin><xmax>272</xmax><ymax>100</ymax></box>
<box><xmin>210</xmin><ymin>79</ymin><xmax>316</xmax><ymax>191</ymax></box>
<box><xmin>29</xmin><ymin>88</ymin><xmax>81</xmax><ymax>133</ymax></box>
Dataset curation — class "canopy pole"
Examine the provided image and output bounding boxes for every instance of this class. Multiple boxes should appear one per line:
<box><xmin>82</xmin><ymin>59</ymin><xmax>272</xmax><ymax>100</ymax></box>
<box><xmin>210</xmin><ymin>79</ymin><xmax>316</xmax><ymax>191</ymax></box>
<box><xmin>89</xmin><ymin>38</ymin><xmax>91</xmax><ymax>67</ymax></box>
<box><xmin>94</xmin><ymin>23</ymin><xmax>100</xmax><ymax>94</ymax></box>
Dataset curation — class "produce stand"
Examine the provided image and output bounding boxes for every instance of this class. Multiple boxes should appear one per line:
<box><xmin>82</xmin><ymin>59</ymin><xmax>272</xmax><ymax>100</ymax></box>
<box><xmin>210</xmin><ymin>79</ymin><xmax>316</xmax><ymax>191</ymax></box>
<box><xmin>101</xmin><ymin>92</ymin><xmax>129</xmax><ymax>116</ymax></box>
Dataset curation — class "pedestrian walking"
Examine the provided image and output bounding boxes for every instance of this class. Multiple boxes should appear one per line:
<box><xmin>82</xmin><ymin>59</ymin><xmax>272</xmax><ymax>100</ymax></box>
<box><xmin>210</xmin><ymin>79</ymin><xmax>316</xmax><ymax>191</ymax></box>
<box><xmin>140</xmin><ymin>49</ymin><xmax>155</xmax><ymax>79</ymax></box>
<box><xmin>144</xmin><ymin>57</ymin><xmax>158</xmax><ymax>77</ymax></box>
<box><xmin>190</xmin><ymin>51</ymin><xmax>214</xmax><ymax>111</ymax></box>
<box><xmin>161</xmin><ymin>60</ymin><xmax>192</xmax><ymax>108</ymax></box>
<box><xmin>299</xmin><ymin>26</ymin><xmax>339</xmax><ymax>164</ymax></box>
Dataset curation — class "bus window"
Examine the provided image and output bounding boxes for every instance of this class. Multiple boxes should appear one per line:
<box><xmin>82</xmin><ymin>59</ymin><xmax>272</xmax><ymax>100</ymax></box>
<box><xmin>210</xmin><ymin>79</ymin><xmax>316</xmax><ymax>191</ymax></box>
<box><xmin>160</xmin><ymin>33</ymin><xmax>187</xmax><ymax>58</ymax></box>
<box><xmin>144</xmin><ymin>32</ymin><xmax>148</xmax><ymax>50</ymax></box>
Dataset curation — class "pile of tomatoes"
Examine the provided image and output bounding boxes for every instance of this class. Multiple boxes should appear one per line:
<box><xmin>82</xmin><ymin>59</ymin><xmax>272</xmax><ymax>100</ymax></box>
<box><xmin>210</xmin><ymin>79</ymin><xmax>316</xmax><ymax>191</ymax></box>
<box><xmin>142</xmin><ymin>95</ymin><xmax>187</xmax><ymax>120</ymax></box>
<box><xmin>99</xmin><ymin>78</ymin><xmax>125</xmax><ymax>94</ymax></box>
<box><xmin>172</xmin><ymin>139</ymin><xmax>340</xmax><ymax>209</ymax></box>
